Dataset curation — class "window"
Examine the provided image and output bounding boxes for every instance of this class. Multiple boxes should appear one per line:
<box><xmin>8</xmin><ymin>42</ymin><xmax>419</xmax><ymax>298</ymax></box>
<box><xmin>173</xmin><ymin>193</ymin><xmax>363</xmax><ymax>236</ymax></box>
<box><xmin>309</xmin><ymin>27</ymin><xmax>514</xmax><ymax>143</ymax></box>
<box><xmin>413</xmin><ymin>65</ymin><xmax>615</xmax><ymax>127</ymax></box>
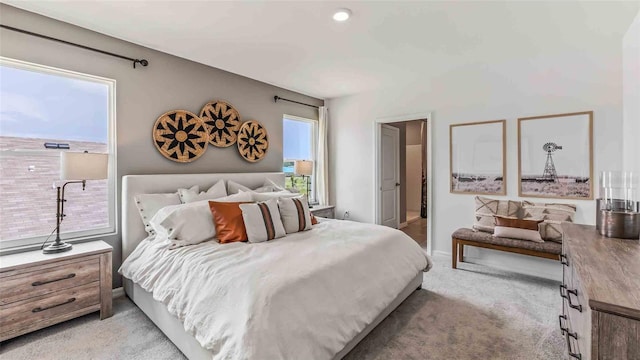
<box><xmin>0</xmin><ymin>57</ymin><xmax>116</xmax><ymax>250</ymax></box>
<box><xmin>283</xmin><ymin>115</ymin><xmax>317</xmax><ymax>202</ymax></box>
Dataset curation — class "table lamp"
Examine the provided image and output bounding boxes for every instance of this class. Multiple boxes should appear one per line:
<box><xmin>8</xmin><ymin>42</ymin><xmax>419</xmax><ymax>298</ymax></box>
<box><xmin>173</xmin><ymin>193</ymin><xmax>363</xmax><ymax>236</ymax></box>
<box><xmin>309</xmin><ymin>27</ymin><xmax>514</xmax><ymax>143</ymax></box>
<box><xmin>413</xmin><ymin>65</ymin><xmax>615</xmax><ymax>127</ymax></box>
<box><xmin>294</xmin><ymin>160</ymin><xmax>313</xmax><ymax>208</ymax></box>
<box><xmin>43</xmin><ymin>151</ymin><xmax>109</xmax><ymax>254</ymax></box>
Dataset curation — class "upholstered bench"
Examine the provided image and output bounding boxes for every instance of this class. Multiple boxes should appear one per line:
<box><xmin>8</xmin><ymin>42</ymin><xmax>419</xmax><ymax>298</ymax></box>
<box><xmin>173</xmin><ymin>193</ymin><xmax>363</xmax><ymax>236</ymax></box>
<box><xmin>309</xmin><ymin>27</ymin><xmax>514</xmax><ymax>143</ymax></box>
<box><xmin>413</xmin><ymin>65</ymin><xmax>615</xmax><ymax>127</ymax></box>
<box><xmin>451</xmin><ymin>228</ymin><xmax>562</xmax><ymax>269</ymax></box>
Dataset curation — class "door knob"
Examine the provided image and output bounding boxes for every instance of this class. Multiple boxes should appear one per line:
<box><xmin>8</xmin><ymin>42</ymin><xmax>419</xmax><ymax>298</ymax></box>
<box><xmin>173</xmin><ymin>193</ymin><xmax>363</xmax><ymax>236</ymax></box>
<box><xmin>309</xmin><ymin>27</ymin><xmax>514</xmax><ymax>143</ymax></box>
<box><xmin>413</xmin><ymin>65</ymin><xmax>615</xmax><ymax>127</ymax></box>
<box><xmin>395</xmin><ymin>183</ymin><xmax>400</xmax><ymax>187</ymax></box>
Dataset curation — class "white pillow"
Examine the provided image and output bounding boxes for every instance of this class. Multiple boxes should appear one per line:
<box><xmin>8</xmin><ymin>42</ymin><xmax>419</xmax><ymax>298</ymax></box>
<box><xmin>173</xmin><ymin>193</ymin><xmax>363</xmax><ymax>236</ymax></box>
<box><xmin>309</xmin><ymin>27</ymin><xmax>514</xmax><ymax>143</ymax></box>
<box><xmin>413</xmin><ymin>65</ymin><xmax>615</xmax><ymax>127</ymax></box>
<box><xmin>253</xmin><ymin>178</ymin><xmax>286</xmax><ymax>193</ymax></box>
<box><xmin>493</xmin><ymin>226</ymin><xmax>544</xmax><ymax>243</ymax></box>
<box><xmin>135</xmin><ymin>192</ymin><xmax>181</xmax><ymax>235</ymax></box>
<box><xmin>278</xmin><ymin>196</ymin><xmax>313</xmax><ymax>234</ymax></box>
<box><xmin>246</xmin><ymin>190</ymin><xmax>300</xmax><ymax>202</ymax></box>
<box><xmin>178</xmin><ymin>180</ymin><xmax>227</xmax><ymax>203</ymax></box>
<box><xmin>150</xmin><ymin>191</ymin><xmax>254</xmax><ymax>249</ymax></box>
<box><xmin>227</xmin><ymin>180</ymin><xmax>251</xmax><ymax>194</ymax></box>
<box><xmin>239</xmin><ymin>199</ymin><xmax>286</xmax><ymax>243</ymax></box>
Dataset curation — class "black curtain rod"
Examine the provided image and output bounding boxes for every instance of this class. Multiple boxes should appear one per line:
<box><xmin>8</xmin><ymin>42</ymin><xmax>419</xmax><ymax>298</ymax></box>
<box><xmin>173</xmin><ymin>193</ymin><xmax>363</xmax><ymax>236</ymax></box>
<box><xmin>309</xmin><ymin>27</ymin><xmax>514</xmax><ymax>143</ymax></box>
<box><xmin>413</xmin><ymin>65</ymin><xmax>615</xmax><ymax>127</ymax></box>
<box><xmin>274</xmin><ymin>95</ymin><xmax>319</xmax><ymax>109</ymax></box>
<box><xmin>0</xmin><ymin>24</ymin><xmax>149</xmax><ymax>69</ymax></box>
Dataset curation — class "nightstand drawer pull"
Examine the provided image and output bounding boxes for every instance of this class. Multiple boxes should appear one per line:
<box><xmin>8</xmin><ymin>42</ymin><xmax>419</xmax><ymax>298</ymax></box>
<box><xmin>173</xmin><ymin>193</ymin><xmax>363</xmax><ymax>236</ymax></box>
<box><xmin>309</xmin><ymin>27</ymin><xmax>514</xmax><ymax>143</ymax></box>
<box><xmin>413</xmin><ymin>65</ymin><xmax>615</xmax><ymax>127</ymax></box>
<box><xmin>31</xmin><ymin>297</ymin><xmax>76</xmax><ymax>313</ymax></box>
<box><xmin>567</xmin><ymin>289</ymin><xmax>583</xmax><ymax>312</ymax></box>
<box><xmin>560</xmin><ymin>254</ymin><xmax>569</xmax><ymax>266</ymax></box>
<box><xmin>32</xmin><ymin>273</ymin><xmax>76</xmax><ymax>286</ymax></box>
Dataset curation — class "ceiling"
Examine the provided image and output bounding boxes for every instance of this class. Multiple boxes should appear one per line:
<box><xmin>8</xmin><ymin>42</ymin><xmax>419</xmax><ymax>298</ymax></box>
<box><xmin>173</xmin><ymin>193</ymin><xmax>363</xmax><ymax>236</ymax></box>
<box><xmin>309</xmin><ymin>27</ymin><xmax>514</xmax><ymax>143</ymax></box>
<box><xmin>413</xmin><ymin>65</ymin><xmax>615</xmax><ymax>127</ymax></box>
<box><xmin>2</xmin><ymin>1</ymin><xmax>638</xmax><ymax>99</ymax></box>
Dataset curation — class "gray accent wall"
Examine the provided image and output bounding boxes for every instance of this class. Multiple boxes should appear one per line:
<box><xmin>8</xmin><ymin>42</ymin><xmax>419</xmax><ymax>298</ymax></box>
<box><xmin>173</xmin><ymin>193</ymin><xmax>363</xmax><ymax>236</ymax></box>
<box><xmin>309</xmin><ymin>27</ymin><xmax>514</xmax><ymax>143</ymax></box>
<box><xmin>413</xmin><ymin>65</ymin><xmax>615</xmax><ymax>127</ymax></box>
<box><xmin>0</xmin><ymin>4</ymin><xmax>323</xmax><ymax>287</ymax></box>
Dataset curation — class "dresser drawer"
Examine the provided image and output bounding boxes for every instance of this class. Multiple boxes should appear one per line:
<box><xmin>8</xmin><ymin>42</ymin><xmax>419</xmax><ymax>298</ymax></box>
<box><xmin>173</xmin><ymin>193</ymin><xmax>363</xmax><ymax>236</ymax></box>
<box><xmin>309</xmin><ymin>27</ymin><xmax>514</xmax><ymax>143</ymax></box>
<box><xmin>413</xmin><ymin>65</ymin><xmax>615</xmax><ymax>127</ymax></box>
<box><xmin>0</xmin><ymin>257</ymin><xmax>100</xmax><ymax>305</ymax></box>
<box><xmin>0</xmin><ymin>282</ymin><xmax>100</xmax><ymax>337</ymax></box>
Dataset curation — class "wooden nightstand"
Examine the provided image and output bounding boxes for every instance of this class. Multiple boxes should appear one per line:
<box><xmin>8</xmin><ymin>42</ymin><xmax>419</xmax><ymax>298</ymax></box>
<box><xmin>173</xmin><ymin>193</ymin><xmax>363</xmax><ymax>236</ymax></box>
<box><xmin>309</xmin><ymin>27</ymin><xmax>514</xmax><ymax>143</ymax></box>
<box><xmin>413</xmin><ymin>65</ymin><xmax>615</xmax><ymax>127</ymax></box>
<box><xmin>0</xmin><ymin>241</ymin><xmax>112</xmax><ymax>342</ymax></box>
<box><xmin>310</xmin><ymin>205</ymin><xmax>335</xmax><ymax>219</ymax></box>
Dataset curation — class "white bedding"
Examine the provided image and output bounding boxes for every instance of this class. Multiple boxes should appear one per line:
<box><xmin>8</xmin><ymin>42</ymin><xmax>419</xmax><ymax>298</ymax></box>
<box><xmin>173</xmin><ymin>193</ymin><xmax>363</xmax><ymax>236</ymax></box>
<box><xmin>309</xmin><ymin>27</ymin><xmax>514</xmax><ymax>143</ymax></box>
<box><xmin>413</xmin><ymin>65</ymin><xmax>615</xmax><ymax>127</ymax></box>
<box><xmin>119</xmin><ymin>219</ymin><xmax>431</xmax><ymax>360</ymax></box>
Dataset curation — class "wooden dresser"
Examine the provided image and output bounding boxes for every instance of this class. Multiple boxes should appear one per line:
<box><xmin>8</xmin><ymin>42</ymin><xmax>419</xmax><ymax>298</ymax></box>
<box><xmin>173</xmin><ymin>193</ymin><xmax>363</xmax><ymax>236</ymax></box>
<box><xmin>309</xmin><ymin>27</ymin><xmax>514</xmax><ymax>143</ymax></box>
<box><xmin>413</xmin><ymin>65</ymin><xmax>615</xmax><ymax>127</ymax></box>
<box><xmin>0</xmin><ymin>241</ymin><xmax>112</xmax><ymax>342</ymax></box>
<box><xmin>560</xmin><ymin>224</ymin><xmax>640</xmax><ymax>360</ymax></box>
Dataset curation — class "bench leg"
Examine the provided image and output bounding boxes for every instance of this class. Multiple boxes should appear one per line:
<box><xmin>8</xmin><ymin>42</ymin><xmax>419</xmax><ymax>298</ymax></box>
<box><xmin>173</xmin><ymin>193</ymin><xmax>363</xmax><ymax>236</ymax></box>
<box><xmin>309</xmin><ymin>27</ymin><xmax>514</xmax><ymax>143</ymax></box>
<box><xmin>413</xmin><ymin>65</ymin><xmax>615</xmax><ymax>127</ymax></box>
<box><xmin>458</xmin><ymin>243</ymin><xmax>464</xmax><ymax>264</ymax></box>
<box><xmin>452</xmin><ymin>237</ymin><xmax>458</xmax><ymax>269</ymax></box>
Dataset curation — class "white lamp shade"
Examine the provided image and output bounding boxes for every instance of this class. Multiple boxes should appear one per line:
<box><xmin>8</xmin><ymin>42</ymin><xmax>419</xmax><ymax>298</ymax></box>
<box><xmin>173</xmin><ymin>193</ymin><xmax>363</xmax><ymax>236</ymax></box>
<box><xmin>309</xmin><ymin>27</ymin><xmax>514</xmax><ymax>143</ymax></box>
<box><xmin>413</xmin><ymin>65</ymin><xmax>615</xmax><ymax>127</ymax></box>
<box><xmin>294</xmin><ymin>160</ymin><xmax>313</xmax><ymax>176</ymax></box>
<box><xmin>60</xmin><ymin>152</ymin><xmax>109</xmax><ymax>180</ymax></box>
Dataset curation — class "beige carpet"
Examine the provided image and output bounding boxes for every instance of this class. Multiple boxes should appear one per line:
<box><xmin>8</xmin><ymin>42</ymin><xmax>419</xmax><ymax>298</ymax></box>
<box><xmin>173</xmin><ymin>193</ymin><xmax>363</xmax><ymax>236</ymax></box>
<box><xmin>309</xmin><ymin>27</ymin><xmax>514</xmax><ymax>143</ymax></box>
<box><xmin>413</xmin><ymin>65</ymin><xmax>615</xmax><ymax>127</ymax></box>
<box><xmin>0</xmin><ymin>256</ymin><xmax>563</xmax><ymax>360</ymax></box>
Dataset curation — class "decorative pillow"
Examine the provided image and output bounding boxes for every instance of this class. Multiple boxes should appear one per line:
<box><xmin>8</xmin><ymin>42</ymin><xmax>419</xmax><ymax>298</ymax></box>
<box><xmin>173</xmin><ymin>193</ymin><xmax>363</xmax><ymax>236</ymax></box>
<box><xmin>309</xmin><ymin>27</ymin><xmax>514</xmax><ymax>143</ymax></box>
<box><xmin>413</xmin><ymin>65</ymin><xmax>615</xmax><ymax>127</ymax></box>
<box><xmin>473</xmin><ymin>196</ymin><xmax>521</xmax><ymax>233</ymax></box>
<box><xmin>522</xmin><ymin>201</ymin><xmax>576</xmax><ymax>243</ymax></box>
<box><xmin>149</xmin><ymin>192</ymin><xmax>253</xmax><ymax>249</ymax></box>
<box><xmin>278</xmin><ymin>196</ymin><xmax>313</xmax><ymax>233</ymax></box>
<box><xmin>253</xmin><ymin>179</ymin><xmax>286</xmax><ymax>193</ymax></box>
<box><xmin>178</xmin><ymin>180</ymin><xmax>226</xmax><ymax>203</ymax></box>
<box><xmin>250</xmin><ymin>190</ymin><xmax>301</xmax><ymax>202</ymax></box>
<box><xmin>311</xmin><ymin>214</ymin><xmax>319</xmax><ymax>225</ymax></box>
<box><xmin>494</xmin><ymin>216</ymin><xmax>542</xmax><ymax>231</ymax></box>
<box><xmin>135</xmin><ymin>192</ymin><xmax>181</xmax><ymax>235</ymax></box>
<box><xmin>208</xmin><ymin>201</ymin><xmax>252</xmax><ymax>243</ymax></box>
<box><xmin>239</xmin><ymin>199</ymin><xmax>286</xmax><ymax>243</ymax></box>
<box><xmin>227</xmin><ymin>180</ymin><xmax>251</xmax><ymax>194</ymax></box>
<box><xmin>493</xmin><ymin>226</ymin><xmax>544</xmax><ymax>243</ymax></box>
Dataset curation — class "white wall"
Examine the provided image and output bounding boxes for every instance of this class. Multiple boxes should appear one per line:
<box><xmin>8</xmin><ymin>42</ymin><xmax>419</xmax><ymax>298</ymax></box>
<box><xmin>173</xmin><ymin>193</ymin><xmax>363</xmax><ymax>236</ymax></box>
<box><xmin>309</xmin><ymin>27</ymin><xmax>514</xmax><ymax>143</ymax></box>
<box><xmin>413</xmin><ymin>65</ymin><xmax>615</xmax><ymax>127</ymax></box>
<box><xmin>623</xmin><ymin>12</ymin><xmax>640</xmax><ymax>174</ymax></box>
<box><xmin>328</xmin><ymin>49</ymin><xmax>624</xmax><ymax>280</ymax></box>
<box><xmin>406</xmin><ymin>145</ymin><xmax>422</xmax><ymax>212</ymax></box>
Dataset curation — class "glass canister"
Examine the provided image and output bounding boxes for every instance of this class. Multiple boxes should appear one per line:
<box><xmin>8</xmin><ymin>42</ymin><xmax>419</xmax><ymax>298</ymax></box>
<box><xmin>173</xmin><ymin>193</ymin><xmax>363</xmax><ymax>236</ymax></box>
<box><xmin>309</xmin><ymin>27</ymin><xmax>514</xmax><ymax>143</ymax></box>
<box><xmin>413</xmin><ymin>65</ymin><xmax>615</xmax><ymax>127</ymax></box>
<box><xmin>597</xmin><ymin>171</ymin><xmax>640</xmax><ymax>239</ymax></box>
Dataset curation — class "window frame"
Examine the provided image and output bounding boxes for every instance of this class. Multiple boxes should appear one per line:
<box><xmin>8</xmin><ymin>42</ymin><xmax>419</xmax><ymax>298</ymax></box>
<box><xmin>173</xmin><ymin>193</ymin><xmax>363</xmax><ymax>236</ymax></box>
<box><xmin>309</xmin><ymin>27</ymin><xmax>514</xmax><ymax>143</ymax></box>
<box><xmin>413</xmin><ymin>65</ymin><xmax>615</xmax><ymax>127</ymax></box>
<box><xmin>0</xmin><ymin>56</ymin><xmax>117</xmax><ymax>251</ymax></box>
<box><xmin>282</xmin><ymin>114</ymin><xmax>318</xmax><ymax>203</ymax></box>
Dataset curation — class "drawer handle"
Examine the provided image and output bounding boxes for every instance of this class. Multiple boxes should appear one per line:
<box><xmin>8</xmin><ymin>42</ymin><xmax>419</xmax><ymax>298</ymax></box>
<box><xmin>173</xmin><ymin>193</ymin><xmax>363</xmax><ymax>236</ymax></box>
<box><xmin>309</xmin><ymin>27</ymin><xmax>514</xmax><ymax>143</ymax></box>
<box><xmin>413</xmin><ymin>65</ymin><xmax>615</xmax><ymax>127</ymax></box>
<box><xmin>560</xmin><ymin>254</ymin><xmax>569</xmax><ymax>267</ymax></box>
<box><xmin>32</xmin><ymin>273</ymin><xmax>76</xmax><ymax>286</ymax></box>
<box><xmin>567</xmin><ymin>289</ymin><xmax>583</xmax><ymax>312</ymax></box>
<box><xmin>566</xmin><ymin>332</ymin><xmax>582</xmax><ymax>360</ymax></box>
<box><xmin>32</xmin><ymin>297</ymin><xmax>76</xmax><ymax>313</ymax></box>
<box><xmin>559</xmin><ymin>284</ymin><xmax>568</xmax><ymax>299</ymax></box>
<box><xmin>558</xmin><ymin>315</ymin><xmax>568</xmax><ymax>335</ymax></box>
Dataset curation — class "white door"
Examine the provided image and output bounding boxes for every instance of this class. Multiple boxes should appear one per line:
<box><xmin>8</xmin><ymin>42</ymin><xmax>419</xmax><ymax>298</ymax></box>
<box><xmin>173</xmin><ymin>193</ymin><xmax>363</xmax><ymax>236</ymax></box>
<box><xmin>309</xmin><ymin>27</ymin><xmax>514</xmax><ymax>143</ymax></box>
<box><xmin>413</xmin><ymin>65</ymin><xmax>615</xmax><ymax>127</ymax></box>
<box><xmin>380</xmin><ymin>124</ymin><xmax>400</xmax><ymax>228</ymax></box>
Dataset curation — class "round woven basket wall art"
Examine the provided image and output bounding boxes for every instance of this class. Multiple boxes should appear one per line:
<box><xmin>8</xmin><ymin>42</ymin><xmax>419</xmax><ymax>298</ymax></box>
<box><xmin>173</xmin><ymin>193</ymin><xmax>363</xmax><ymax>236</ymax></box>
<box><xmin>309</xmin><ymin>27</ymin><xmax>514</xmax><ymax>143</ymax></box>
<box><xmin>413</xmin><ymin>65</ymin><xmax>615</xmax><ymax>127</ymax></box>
<box><xmin>153</xmin><ymin>110</ymin><xmax>209</xmax><ymax>163</ymax></box>
<box><xmin>237</xmin><ymin>120</ymin><xmax>269</xmax><ymax>162</ymax></box>
<box><xmin>199</xmin><ymin>100</ymin><xmax>241</xmax><ymax>147</ymax></box>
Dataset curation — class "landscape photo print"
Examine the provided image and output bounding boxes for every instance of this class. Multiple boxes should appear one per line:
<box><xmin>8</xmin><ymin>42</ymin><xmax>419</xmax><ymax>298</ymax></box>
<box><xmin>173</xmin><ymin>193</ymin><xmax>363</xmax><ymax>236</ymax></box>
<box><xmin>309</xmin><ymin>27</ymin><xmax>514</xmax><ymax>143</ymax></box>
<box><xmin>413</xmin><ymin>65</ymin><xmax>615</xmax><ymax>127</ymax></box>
<box><xmin>450</xmin><ymin>120</ymin><xmax>506</xmax><ymax>195</ymax></box>
<box><xmin>518</xmin><ymin>111</ymin><xmax>593</xmax><ymax>199</ymax></box>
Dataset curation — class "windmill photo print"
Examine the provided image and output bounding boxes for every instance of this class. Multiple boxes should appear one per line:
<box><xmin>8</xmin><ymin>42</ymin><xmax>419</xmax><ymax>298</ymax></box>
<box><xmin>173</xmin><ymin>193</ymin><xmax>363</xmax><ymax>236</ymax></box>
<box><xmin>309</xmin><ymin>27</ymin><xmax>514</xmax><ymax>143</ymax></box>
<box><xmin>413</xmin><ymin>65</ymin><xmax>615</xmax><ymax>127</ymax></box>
<box><xmin>518</xmin><ymin>111</ymin><xmax>593</xmax><ymax>200</ymax></box>
<box><xmin>450</xmin><ymin>120</ymin><xmax>506</xmax><ymax>195</ymax></box>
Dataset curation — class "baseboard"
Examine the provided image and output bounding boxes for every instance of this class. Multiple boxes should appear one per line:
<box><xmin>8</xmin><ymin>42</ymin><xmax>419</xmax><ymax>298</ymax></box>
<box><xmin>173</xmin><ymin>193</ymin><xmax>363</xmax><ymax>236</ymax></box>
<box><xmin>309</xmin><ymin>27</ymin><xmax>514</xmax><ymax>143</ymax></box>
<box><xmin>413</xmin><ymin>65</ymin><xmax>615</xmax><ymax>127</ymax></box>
<box><xmin>112</xmin><ymin>287</ymin><xmax>125</xmax><ymax>299</ymax></box>
<box><xmin>399</xmin><ymin>222</ymin><xmax>408</xmax><ymax>229</ymax></box>
<box><xmin>431</xmin><ymin>250</ymin><xmax>561</xmax><ymax>281</ymax></box>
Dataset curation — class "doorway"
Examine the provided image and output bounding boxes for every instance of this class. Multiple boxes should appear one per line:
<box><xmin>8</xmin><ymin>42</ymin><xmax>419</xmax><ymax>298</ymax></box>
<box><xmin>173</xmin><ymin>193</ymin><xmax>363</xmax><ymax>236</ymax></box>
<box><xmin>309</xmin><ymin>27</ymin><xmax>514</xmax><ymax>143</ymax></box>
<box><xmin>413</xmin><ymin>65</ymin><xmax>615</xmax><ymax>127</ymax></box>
<box><xmin>376</xmin><ymin>115</ymin><xmax>432</xmax><ymax>253</ymax></box>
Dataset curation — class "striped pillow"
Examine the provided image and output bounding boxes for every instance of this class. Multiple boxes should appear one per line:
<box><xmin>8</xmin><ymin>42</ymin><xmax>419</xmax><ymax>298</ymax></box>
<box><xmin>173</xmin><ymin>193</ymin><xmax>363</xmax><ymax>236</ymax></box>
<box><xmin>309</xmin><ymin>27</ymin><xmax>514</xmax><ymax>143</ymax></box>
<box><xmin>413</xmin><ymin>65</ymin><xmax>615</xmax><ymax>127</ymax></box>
<box><xmin>278</xmin><ymin>196</ymin><xmax>313</xmax><ymax>234</ymax></box>
<box><xmin>239</xmin><ymin>199</ymin><xmax>286</xmax><ymax>243</ymax></box>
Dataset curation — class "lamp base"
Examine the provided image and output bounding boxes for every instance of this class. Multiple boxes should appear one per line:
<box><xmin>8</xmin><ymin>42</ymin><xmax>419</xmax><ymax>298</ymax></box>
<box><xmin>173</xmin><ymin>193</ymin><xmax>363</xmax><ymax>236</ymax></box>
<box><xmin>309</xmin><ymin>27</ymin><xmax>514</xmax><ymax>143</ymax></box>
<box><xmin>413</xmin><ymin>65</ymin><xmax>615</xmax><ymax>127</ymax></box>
<box><xmin>43</xmin><ymin>241</ymin><xmax>73</xmax><ymax>254</ymax></box>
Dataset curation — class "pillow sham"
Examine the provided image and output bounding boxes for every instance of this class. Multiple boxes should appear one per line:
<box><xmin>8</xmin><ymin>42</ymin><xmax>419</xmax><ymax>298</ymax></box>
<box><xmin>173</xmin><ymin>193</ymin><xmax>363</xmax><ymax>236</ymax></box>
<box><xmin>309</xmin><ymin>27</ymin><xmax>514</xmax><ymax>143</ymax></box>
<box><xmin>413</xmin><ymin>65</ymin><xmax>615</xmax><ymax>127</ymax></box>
<box><xmin>135</xmin><ymin>192</ymin><xmax>182</xmax><ymax>235</ymax></box>
<box><xmin>250</xmin><ymin>190</ymin><xmax>301</xmax><ymax>202</ymax></box>
<box><xmin>473</xmin><ymin>196</ymin><xmax>521</xmax><ymax>233</ymax></box>
<box><xmin>227</xmin><ymin>180</ymin><xmax>251</xmax><ymax>195</ymax></box>
<box><xmin>278</xmin><ymin>196</ymin><xmax>313</xmax><ymax>234</ymax></box>
<box><xmin>239</xmin><ymin>199</ymin><xmax>286</xmax><ymax>243</ymax></box>
<box><xmin>178</xmin><ymin>180</ymin><xmax>227</xmax><ymax>203</ymax></box>
<box><xmin>522</xmin><ymin>201</ymin><xmax>576</xmax><ymax>243</ymax></box>
<box><xmin>253</xmin><ymin>178</ymin><xmax>286</xmax><ymax>193</ymax></box>
<box><xmin>209</xmin><ymin>201</ymin><xmax>252</xmax><ymax>244</ymax></box>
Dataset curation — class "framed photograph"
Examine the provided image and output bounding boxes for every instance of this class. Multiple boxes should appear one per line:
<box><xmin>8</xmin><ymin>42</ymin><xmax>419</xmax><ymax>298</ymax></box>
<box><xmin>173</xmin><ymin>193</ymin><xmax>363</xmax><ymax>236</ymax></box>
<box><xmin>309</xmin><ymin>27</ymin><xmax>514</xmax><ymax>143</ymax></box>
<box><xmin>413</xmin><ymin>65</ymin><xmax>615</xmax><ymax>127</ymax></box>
<box><xmin>450</xmin><ymin>120</ymin><xmax>506</xmax><ymax>195</ymax></box>
<box><xmin>518</xmin><ymin>111</ymin><xmax>593</xmax><ymax>200</ymax></box>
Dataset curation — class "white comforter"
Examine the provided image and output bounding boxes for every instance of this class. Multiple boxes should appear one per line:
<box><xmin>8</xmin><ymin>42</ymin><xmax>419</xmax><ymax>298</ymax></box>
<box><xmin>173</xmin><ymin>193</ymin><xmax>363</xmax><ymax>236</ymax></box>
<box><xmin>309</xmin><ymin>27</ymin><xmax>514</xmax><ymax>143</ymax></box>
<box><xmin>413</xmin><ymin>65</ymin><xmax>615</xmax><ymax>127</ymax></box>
<box><xmin>119</xmin><ymin>219</ymin><xmax>431</xmax><ymax>360</ymax></box>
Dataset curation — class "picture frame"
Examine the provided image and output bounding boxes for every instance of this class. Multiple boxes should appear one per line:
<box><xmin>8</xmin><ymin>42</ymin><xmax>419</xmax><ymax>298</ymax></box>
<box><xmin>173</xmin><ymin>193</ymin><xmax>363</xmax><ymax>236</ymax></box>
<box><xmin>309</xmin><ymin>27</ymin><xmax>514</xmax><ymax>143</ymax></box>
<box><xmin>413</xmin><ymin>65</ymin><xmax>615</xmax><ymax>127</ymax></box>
<box><xmin>450</xmin><ymin>120</ymin><xmax>506</xmax><ymax>195</ymax></box>
<box><xmin>518</xmin><ymin>111</ymin><xmax>593</xmax><ymax>200</ymax></box>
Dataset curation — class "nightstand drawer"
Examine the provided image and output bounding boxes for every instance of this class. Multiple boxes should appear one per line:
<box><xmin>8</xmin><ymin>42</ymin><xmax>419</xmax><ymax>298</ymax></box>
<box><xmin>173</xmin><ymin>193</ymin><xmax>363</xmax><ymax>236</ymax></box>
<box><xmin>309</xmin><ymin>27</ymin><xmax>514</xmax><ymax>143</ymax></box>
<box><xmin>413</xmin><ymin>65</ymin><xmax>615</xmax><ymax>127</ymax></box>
<box><xmin>0</xmin><ymin>282</ymin><xmax>100</xmax><ymax>337</ymax></box>
<box><xmin>0</xmin><ymin>257</ymin><xmax>100</xmax><ymax>305</ymax></box>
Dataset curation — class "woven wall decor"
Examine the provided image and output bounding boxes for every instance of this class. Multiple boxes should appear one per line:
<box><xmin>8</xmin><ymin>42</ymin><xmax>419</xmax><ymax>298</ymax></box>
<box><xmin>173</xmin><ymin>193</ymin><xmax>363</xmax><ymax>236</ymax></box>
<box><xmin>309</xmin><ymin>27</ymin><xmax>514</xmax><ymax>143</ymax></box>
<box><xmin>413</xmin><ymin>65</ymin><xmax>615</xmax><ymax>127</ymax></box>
<box><xmin>237</xmin><ymin>120</ymin><xmax>269</xmax><ymax>163</ymax></box>
<box><xmin>199</xmin><ymin>100</ymin><xmax>241</xmax><ymax>148</ymax></box>
<box><xmin>153</xmin><ymin>110</ymin><xmax>209</xmax><ymax>163</ymax></box>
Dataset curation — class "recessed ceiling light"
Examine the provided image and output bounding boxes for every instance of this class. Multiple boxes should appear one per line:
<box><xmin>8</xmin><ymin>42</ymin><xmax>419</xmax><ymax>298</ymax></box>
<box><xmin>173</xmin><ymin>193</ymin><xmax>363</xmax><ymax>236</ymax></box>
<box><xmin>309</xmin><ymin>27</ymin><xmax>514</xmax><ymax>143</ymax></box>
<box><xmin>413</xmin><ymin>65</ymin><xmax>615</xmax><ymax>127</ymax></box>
<box><xmin>333</xmin><ymin>8</ymin><xmax>351</xmax><ymax>22</ymax></box>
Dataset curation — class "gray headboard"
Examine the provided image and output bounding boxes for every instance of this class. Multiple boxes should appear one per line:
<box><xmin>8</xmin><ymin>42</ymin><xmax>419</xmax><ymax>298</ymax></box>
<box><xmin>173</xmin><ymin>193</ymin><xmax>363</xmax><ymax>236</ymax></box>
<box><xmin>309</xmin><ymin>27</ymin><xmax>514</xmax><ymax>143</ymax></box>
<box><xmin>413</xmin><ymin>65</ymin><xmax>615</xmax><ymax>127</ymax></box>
<box><xmin>122</xmin><ymin>172</ymin><xmax>286</xmax><ymax>261</ymax></box>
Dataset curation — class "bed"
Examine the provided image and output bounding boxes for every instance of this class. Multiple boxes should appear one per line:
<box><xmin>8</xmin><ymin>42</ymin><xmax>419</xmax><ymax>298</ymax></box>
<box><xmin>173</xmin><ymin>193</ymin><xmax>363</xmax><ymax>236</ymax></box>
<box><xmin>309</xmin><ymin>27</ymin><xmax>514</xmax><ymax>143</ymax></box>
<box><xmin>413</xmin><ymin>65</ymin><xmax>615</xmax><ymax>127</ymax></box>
<box><xmin>120</xmin><ymin>172</ymin><xmax>430</xmax><ymax>360</ymax></box>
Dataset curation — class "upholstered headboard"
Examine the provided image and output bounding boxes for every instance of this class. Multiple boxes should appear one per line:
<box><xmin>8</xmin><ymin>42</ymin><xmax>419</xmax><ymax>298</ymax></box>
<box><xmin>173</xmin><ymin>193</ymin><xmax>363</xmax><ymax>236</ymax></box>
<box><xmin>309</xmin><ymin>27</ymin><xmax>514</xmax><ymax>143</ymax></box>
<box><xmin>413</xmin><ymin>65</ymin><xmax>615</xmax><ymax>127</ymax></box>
<box><xmin>121</xmin><ymin>172</ymin><xmax>285</xmax><ymax>261</ymax></box>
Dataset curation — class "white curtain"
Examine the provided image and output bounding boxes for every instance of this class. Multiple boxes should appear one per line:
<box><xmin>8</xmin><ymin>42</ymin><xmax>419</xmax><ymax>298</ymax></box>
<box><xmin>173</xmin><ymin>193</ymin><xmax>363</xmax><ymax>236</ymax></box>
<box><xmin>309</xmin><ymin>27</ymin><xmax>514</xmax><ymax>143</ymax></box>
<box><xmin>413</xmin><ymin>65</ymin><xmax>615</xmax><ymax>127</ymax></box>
<box><xmin>316</xmin><ymin>106</ymin><xmax>330</xmax><ymax>205</ymax></box>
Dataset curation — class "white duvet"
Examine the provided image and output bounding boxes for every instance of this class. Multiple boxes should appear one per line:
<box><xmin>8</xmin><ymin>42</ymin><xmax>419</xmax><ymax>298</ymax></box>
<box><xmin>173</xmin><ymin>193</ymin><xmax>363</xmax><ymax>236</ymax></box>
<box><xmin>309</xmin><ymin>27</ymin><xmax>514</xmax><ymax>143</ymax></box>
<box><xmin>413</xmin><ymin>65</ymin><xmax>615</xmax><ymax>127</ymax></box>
<box><xmin>119</xmin><ymin>219</ymin><xmax>431</xmax><ymax>360</ymax></box>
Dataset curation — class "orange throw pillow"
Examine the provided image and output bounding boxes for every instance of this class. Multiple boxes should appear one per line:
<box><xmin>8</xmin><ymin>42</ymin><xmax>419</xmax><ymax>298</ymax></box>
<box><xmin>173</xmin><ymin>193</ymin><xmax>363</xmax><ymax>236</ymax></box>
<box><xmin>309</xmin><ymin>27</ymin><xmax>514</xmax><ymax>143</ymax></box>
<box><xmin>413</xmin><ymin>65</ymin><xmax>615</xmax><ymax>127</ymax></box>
<box><xmin>208</xmin><ymin>201</ymin><xmax>252</xmax><ymax>243</ymax></box>
<box><xmin>311</xmin><ymin>214</ymin><xmax>318</xmax><ymax>225</ymax></box>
